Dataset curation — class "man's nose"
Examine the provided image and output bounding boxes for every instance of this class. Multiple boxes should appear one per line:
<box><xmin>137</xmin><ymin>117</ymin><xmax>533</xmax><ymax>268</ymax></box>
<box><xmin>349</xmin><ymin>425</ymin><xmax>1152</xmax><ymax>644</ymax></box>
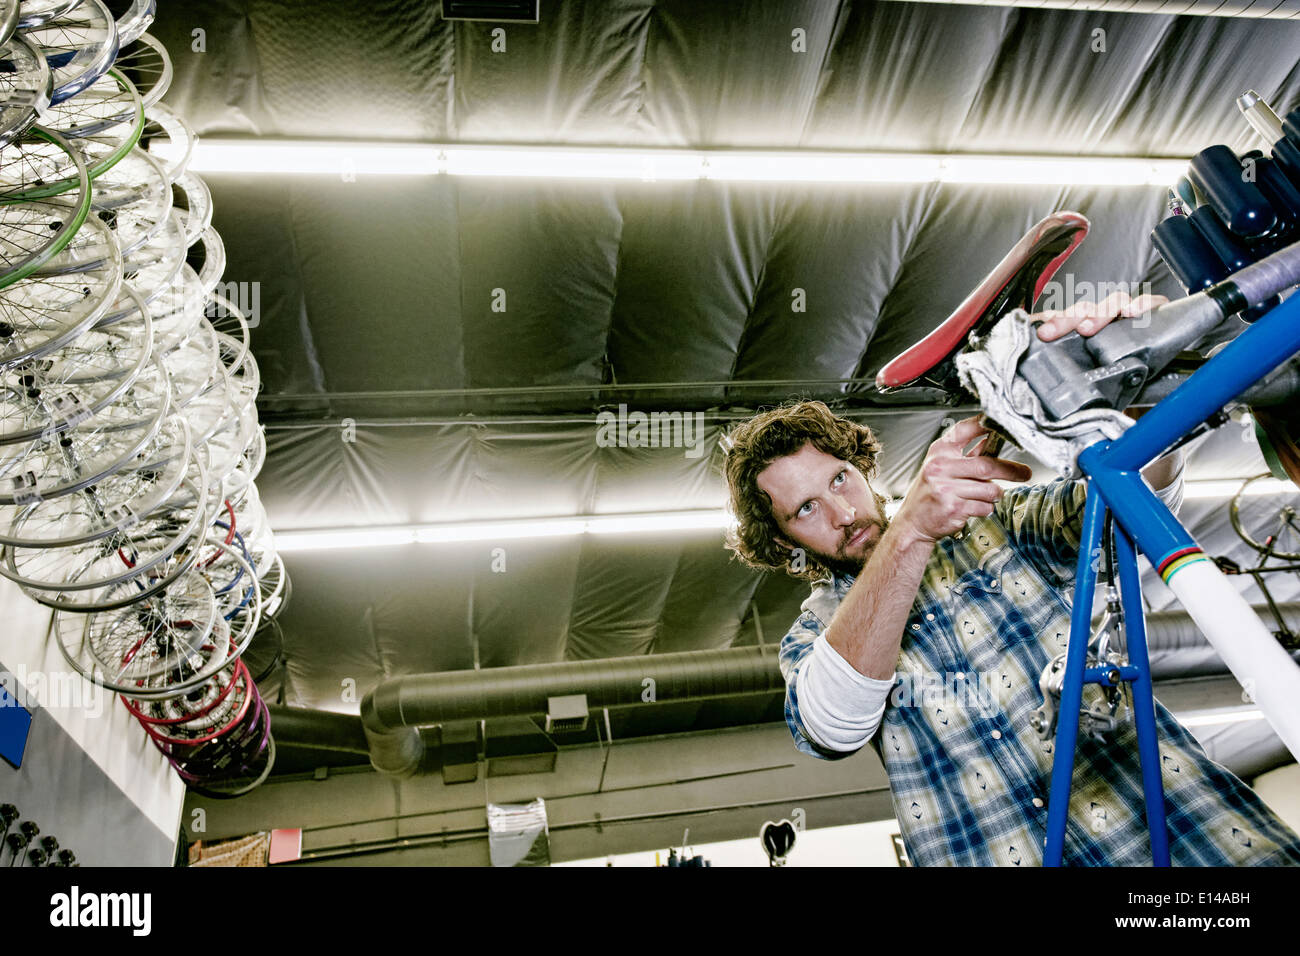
<box><xmin>830</xmin><ymin>496</ymin><xmax>856</xmax><ymax>527</ymax></box>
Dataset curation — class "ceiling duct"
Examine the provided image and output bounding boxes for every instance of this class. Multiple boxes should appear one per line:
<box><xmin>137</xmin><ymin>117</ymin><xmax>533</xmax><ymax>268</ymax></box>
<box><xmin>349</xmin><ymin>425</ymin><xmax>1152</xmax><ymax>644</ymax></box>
<box><xmin>354</xmin><ymin>604</ymin><xmax>1300</xmax><ymax>777</ymax></box>
<box><xmin>360</xmin><ymin>646</ymin><xmax>784</xmax><ymax>777</ymax></box>
<box><xmin>889</xmin><ymin>0</ymin><xmax>1300</xmax><ymax>18</ymax></box>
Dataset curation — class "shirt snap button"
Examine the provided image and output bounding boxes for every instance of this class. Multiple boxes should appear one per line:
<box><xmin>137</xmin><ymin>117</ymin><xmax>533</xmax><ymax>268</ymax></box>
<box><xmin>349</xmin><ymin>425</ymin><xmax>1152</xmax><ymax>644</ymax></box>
<box><xmin>990</xmin><ymin>579</ymin><xmax>999</xmax><ymax>589</ymax></box>
<box><xmin>991</xmin><ymin>730</ymin><xmax>1002</xmax><ymax>740</ymax></box>
<box><xmin>911</xmin><ymin>623</ymin><xmax>921</xmax><ymax>631</ymax></box>
<box><xmin>926</xmin><ymin>613</ymin><xmax>935</xmax><ymax>621</ymax></box>
<box><xmin>954</xmin><ymin>672</ymin><xmax>965</xmax><ymax>681</ymax></box>
<box><xmin>1032</xmin><ymin>797</ymin><xmax>1045</xmax><ymax>808</ymax></box>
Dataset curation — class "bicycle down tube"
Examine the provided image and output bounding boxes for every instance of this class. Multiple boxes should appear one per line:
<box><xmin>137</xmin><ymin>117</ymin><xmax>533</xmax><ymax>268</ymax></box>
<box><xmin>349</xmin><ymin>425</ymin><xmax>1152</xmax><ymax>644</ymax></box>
<box><xmin>1043</xmin><ymin>287</ymin><xmax>1300</xmax><ymax>865</ymax></box>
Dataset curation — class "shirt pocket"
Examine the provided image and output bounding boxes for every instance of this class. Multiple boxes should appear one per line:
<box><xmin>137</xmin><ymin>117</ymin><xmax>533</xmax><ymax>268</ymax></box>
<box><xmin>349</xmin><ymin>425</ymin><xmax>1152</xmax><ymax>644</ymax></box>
<box><xmin>949</xmin><ymin>543</ymin><xmax>1014</xmax><ymax>598</ymax></box>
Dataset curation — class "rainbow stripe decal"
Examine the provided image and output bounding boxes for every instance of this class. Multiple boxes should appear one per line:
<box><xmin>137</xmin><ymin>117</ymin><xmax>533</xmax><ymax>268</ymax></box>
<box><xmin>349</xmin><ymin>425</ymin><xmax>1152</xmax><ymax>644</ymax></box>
<box><xmin>1157</xmin><ymin>546</ymin><xmax>1208</xmax><ymax>584</ymax></box>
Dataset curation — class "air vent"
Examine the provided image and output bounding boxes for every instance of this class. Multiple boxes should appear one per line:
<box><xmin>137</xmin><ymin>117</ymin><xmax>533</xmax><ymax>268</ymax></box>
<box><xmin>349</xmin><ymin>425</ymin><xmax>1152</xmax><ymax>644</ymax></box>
<box><xmin>442</xmin><ymin>0</ymin><xmax>539</xmax><ymax>23</ymax></box>
<box><xmin>545</xmin><ymin>694</ymin><xmax>589</xmax><ymax>734</ymax></box>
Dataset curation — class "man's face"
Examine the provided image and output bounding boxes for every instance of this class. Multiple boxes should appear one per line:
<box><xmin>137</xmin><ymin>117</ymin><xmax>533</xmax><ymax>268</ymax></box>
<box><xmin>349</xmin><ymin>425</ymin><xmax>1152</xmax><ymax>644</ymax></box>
<box><xmin>756</xmin><ymin>442</ymin><xmax>888</xmax><ymax>576</ymax></box>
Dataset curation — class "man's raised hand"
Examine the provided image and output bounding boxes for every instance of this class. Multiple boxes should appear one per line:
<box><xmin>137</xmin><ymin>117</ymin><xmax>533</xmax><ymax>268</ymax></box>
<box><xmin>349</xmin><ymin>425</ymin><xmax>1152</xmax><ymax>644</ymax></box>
<box><xmin>892</xmin><ymin>415</ymin><xmax>1034</xmax><ymax>545</ymax></box>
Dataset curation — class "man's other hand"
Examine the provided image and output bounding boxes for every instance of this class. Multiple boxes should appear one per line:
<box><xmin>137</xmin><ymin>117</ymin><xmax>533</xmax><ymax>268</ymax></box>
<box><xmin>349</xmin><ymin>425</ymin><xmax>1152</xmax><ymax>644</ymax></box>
<box><xmin>1034</xmin><ymin>290</ymin><xmax>1169</xmax><ymax>342</ymax></box>
<box><xmin>893</xmin><ymin>416</ymin><xmax>1034</xmax><ymax>545</ymax></box>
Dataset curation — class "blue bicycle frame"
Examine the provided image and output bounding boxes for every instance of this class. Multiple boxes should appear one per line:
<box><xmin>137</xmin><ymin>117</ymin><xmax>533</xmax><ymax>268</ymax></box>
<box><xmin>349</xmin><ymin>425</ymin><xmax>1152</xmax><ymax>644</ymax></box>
<box><xmin>1043</xmin><ymin>288</ymin><xmax>1300</xmax><ymax>866</ymax></box>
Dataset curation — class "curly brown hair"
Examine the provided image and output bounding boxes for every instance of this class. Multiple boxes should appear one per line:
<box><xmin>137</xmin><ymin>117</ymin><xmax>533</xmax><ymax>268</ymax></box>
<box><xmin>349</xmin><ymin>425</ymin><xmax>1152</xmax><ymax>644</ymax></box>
<box><xmin>721</xmin><ymin>401</ymin><xmax>886</xmax><ymax>580</ymax></box>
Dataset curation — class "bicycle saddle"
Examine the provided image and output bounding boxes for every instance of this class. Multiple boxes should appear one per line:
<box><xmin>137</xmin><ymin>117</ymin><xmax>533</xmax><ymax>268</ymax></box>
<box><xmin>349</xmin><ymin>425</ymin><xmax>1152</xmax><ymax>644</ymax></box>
<box><xmin>875</xmin><ymin>211</ymin><xmax>1091</xmax><ymax>394</ymax></box>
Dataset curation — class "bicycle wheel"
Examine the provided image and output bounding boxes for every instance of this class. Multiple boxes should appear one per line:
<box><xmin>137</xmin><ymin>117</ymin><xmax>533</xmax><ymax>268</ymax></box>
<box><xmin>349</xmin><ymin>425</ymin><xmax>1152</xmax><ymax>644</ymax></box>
<box><xmin>185</xmin><ymin>729</ymin><xmax>275</xmax><ymax>799</ymax></box>
<box><xmin>0</xmin><ymin>1</ymin><xmax>17</xmax><ymax>45</ymax></box>
<box><xmin>0</xmin><ymin>215</ymin><xmax>121</xmax><ymax>368</ymax></box>
<box><xmin>0</xmin><ymin>33</ymin><xmax>51</xmax><ymax>148</ymax></box>
<box><xmin>0</xmin><ymin>285</ymin><xmax>151</xmax><ymax>446</ymax></box>
<box><xmin>55</xmin><ymin>558</ymin><xmax>220</xmax><ymax>688</ymax></box>
<box><xmin>31</xmin><ymin>199</ymin><xmax>120</xmax><ymax>276</ymax></box>
<box><xmin>1230</xmin><ymin>473</ymin><xmax>1300</xmax><ymax>560</ymax></box>
<box><xmin>0</xmin><ymin>129</ymin><xmax>90</xmax><ymax>291</ymax></box>
<box><xmin>140</xmin><ymin>103</ymin><xmax>192</xmax><ymax>183</ymax></box>
<box><xmin>110</xmin><ymin>0</ymin><xmax>152</xmax><ymax>48</ymax></box>
<box><xmin>162</xmin><ymin>320</ymin><xmax>217</xmax><ymax>409</ymax></box>
<box><xmin>0</xmin><ymin>350</ymin><xmax>166</xmax><ymax>502</ymax></box>
<box><xmin>91</xmin><ymin>147</ymin><xmax>170</xmax><ymax>257</ymax></box>
<box><xmin>16</xmin><ymin>0</ymin><xmax>83</xmax><ymax>30</ymax></box>
<box><xmin>122</xmin><ymin>205</ymin><xmax>183</xmax><ymax>285</ymax></box>
<box><xmin>23</xmin><ymin>0</ymin><xmax>119</xmax><ymax>105</ymax></box>
<box><xmin>172</xmin><ymin>171</ymin><xmax>212</xmax><ymax>248</ymax></box>
<box><xmin>37</xmin><ymin>61</ymin><xmax>135</xmax><ymax>140</ymax></box>
<box><xmin>111</xmin><ymin>29</ymin><xmax>167</xmax><ymax>107</ymax></box>
<box><xmin>21</xmin><ymin>469</ymin><xmax>215</xmax><ymax>613</ymax></box>
<box><xmin>149</xmin><ymin>262</ymin><xmax>204</xmax><ymax>353</ymax></box>
<box><xmin>0</xmin><ymin>420</ymin><xmax>191</xmax><ymax>549</ymax></box>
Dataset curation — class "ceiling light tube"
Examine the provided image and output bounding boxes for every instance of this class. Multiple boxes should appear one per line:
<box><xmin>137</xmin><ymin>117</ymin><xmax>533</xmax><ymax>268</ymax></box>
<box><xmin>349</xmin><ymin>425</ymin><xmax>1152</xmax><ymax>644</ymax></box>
<box><xmin>1175</xmin><ymin>708</ymin><xmax>1266</xmax><ymax>728</ymax></box>
<box><xmin>1182</xmin><ymin>477</ymin><xmax>1295</xmax><ymax>499</ymax></box>
<box><xmin>274</xmin><ymin>509</ymin><xmax>733</xmax><ymax>551</ymax></box>
<box><xmin>165</xmin><ymin>140</ymin><xmax>1192</xmax><ymax>186</ymax></box>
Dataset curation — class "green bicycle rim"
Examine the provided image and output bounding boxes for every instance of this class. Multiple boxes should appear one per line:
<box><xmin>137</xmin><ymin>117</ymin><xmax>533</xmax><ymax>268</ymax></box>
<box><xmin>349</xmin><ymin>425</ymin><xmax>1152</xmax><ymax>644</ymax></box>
<box><xmin>0</xmin><ymin>69</ymin><xmax>143</xmax><ymax>202</ymax></box>
<box><xmin>0</xmin><ymin>126</ymin><xmax>91</xmax><ymax>291</ymax></box>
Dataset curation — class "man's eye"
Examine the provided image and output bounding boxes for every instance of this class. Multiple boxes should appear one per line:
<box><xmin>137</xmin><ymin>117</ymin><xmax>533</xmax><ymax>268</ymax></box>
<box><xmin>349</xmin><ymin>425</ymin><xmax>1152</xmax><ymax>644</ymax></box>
<box><xmin>832</xmin><ymin>470</ymin><xmax>846</xmax><ymax>486</ymax></box>
<box><xmin>797</xmin><ymin>502</ymin><xmax>813</xmax><ymax>518</ymax></box>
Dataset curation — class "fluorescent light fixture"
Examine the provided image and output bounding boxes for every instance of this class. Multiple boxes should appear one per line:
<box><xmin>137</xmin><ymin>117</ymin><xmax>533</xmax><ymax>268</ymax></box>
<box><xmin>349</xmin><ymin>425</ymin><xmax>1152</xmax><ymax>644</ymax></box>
<box><xmin>275</xmin><ymin>509</ymin><xmax>733</xmax><ymax>551</ymax></box>
<box><xmin>159</xmin><ymin>139</ymin><xmax>1191</xmax><ymax>186</ymax></box>
<box><xmin>1176</xmin><ymin>708</ymin><xmax>1266</xmax><ymax>728</ymax></box>
<box><xmin>1183</xmin><ymin>477</ymin><xmax>1296</xmax><ymax>499</ymax></box>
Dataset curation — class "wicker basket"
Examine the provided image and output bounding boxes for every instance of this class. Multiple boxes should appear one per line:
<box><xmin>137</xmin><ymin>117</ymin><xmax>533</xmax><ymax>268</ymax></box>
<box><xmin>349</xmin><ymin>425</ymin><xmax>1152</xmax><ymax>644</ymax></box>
<box><xmin>188</xmin><ymin>832</ymin><xmax>271</xmax><ymax>867</ymax></box>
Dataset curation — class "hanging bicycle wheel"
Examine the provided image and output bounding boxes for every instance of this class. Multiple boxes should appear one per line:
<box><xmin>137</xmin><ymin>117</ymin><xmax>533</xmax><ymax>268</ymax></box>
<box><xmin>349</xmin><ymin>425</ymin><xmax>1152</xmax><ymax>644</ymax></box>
<box><xmin>1230</xmin><ymin>473</ymin><xmax>1300</xmax><ymax>561</ymax></box>
<box><xmin>91</xmin><ymin>147</ymin><xmax>171</xmax><ymax>257</ymax></box>
<box><xmin>0</xmin><ymin>129</ymin><xmax>90</xmax><ymax>291</ymax></box>
<box><xmin>16</xmin><ymin>0</ymin><xmax>83</xmax><ymax>30</ymax></box>
<box><xmin>0</xmin><ymin>32</ymin><xmax>51</xmax><ymax>148</ymax></box>
<box><xmin>20</xmin><ymin>470</ymin><xmax>217</xmax><ymax>613</ymax></box>
<box><xmin>172</xmin><ymin>171</ymin><xmax>212</xmax><ymax>248</ymax></box>
<box><xmin>162</xmin><ymin>320</ymin><xmax>218</xmax><ymax>409</ymax></box>
<box><xmin>0</xmin><ymin>350</ymin><xmax>167</xmax><ymax>502</ymax></box>
<box><xmin>54</xmin><ymin>557</ymin><xmax>221</xmax><ymax>691</ymax></box>
<box><xmin>24</xmin><ymin>0</ymin><xmax>119</xmax><ymax>105</ymax></box>
<box><xmin>110</xmin><ymin>0</ymin><xmax>153</xmax><ymax>48</ymax></box>
<box><xmin>0</xmin><ymin>285</ymin><xmax>151</xmax><ymax>447</ymax></box>
<box><xmin>122</xmin><ymin>205</ymin><xmax>183</xmax><ymax>285</ymax></box>
<box><xmin>185</xmin><ymin>731</ymin><xmax>276</xmax><ymax>799</ymax></box>
<box><xmin>0</xmin><ymin>419</ymin><xmax>191</xmax><ymax>549</ymax></box>
<box><xmin>110</xmin><ymin>29</ymin><xmax>167</xmax><ymax>107</ymax></box>
<box><xmin>125</xmin><ymin>648</ymin><xmax>244</xmax><ymax>728</ymax></box>
<box><xmin>139</xmin><ymin>103</ymin><xmax>192</xmax><ymax>183</ymax></box>
<box><xmin>0</xmin><ymin>1</ymin><xmax>17</xmax><ymax>46</ymax></box>
<box><xmin>0</xmin><ymin>76</ymin><xmax>141</xmax><ymax>204</ymax></box>
<box><xmin>0</xmin><ymin>215</ymin><xmax>121</xmax><ymax>369</ymax></box>
<box><xmin>37</xmin><ymin>61</ymin><xmax>140</xmax><ymax>138</ymax></box>
<box><xmin>149</xmin><ymin>262</ymin><xmax>204</xmax><ymax>353</ymax></box>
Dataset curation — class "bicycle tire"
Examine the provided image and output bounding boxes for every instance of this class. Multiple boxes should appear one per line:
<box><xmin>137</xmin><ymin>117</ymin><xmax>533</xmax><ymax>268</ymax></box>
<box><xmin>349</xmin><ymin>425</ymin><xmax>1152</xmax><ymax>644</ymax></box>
<box><xmin>1229</xmin><ymin>472</ymin><xmax>1300</xmax><ymax>560</ymax></box>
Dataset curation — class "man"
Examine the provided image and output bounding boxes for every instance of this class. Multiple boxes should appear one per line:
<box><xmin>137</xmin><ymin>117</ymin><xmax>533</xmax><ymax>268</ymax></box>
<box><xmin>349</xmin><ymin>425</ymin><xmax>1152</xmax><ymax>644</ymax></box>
<box><xmin>722</xmin><ymin>293</ymin><xmax>1300</xmax><ymax>866</ymax></box>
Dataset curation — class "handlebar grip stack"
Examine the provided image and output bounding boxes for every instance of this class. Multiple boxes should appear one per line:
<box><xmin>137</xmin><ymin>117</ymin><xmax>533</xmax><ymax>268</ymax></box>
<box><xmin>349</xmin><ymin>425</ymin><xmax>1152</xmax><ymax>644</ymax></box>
<box><xmin>1152</xmin><ymin>100</ymin><xmax>1300</xmax><ymax>322</ymax></box>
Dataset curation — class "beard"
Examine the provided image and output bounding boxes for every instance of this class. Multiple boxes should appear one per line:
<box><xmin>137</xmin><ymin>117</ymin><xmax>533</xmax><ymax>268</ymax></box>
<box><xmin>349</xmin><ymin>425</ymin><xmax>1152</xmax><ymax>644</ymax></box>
<box><xmin>809</xmin><ymin>515</ymin><xmax>889</xmax><ymax>578</ymax></box>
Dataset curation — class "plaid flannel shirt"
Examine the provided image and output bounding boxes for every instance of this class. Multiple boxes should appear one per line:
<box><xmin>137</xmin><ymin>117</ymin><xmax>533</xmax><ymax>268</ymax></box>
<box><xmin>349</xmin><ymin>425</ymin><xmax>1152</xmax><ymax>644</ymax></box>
<box><xmin>780</xmin><ymin>477</ymin><xmax>1300</xmax><ymax>866</ymax></box>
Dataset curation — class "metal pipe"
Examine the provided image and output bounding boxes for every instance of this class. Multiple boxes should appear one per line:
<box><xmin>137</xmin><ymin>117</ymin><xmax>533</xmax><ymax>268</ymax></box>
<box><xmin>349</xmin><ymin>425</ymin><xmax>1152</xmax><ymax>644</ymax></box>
<box><xmin>361</xmin><ymin>646</ymin><xmax>784</xmax><ymax>777</ymax></box>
